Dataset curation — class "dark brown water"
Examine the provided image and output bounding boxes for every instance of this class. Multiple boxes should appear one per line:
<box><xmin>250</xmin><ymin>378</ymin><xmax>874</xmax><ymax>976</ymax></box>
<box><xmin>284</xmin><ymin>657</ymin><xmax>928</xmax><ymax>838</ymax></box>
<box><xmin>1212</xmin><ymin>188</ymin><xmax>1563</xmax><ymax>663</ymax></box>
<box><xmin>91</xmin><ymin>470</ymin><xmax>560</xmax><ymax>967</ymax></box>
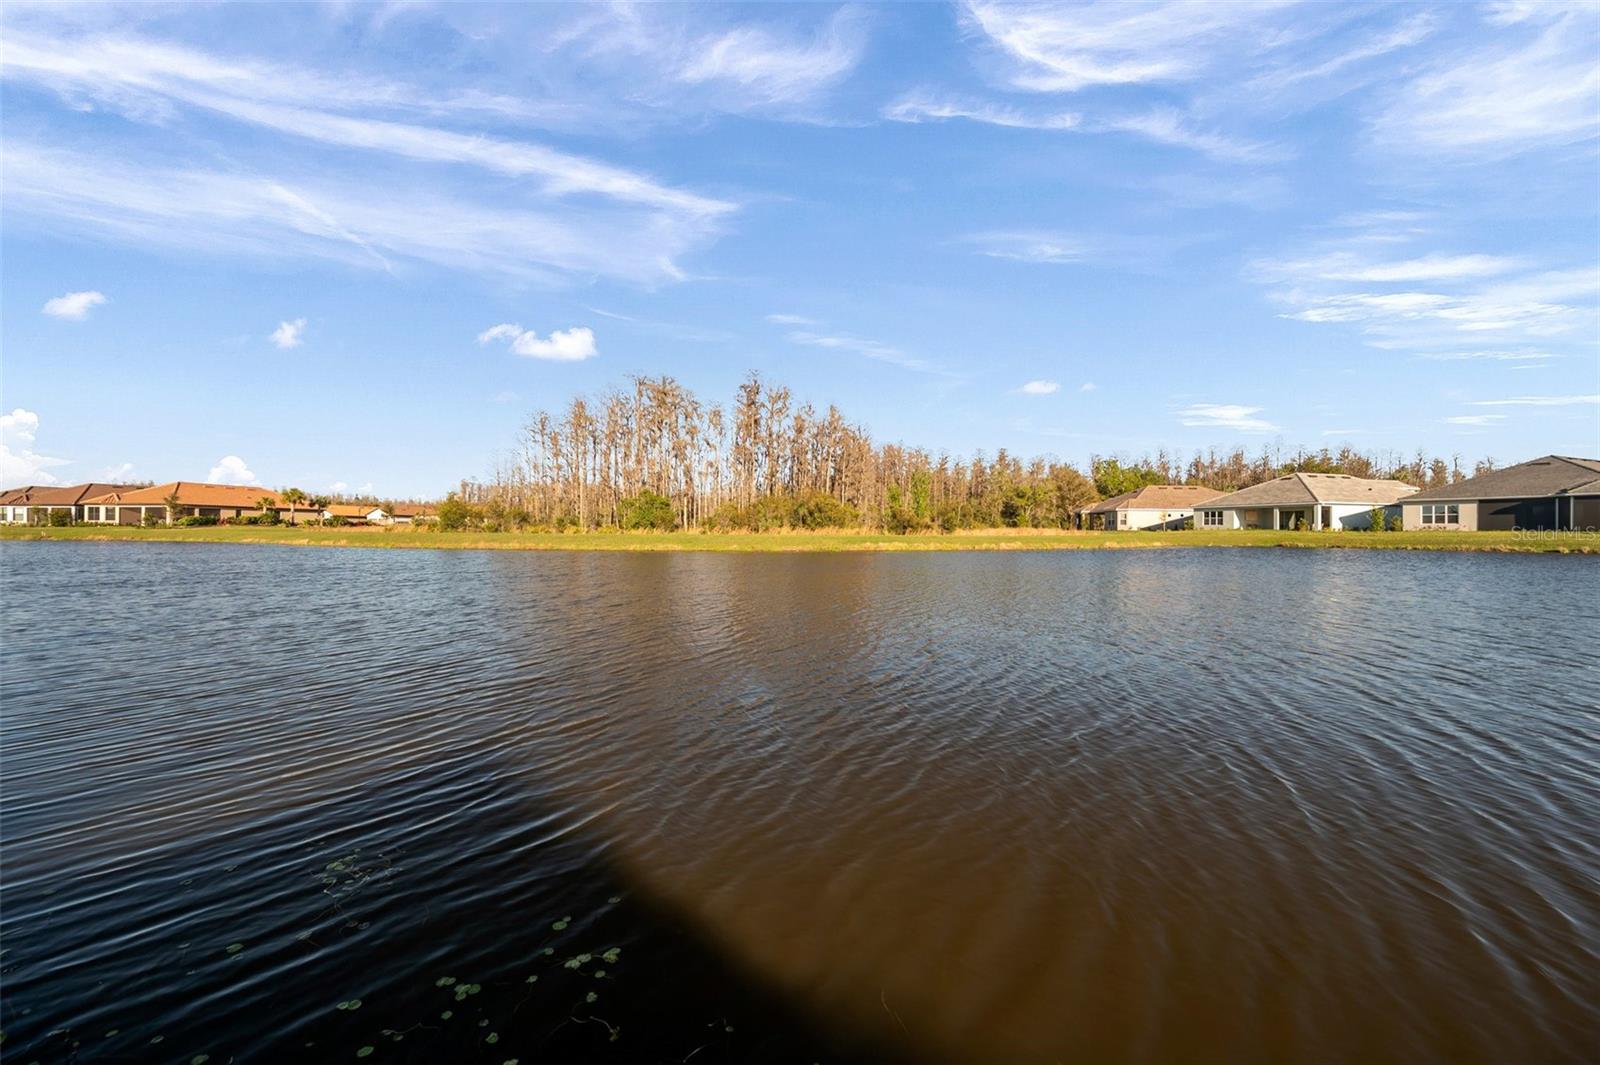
<box><xmin>3</xmin><ymin>542</ymin><xmax>1597</xmax><ymax>1064</ymax></box>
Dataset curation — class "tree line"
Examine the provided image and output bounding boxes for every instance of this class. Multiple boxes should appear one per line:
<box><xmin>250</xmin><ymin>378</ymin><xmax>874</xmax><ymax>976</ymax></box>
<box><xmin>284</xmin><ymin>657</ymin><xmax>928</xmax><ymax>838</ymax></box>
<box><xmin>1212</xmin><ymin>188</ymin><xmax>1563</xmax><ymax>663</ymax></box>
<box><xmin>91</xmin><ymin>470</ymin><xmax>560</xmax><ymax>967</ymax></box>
<box><xmin>451</xmin><ymin>372</ymin><xmax>1497</xmax><ymax>533</ymax></box>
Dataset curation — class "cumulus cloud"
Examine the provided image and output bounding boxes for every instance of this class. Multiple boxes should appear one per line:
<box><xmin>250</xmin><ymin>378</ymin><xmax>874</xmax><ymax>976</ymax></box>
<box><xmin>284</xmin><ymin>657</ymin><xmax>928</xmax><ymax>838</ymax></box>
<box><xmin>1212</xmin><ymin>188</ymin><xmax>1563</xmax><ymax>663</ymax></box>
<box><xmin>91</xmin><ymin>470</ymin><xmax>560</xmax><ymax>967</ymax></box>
<box><xmin>1178</xmin><ymin>403</ymin><xmax>1279</xmax><ymax>433</ymax></box>
<box><xmin>1019</xmin><ymin>380</ymin><xmax>1060</xmax><ymax>395</ymax></box>
<box><xmin>271</xmin><ymin>317</ymin><xmax>307</xmax><ymax>348</ymax></box>
<box><xmin>1</xmin><ymin>408</ymin><xmax>71</xmax><ymax>485</ymax></box>
<box><xmin>207</xmin><ymin>455</ymin><xmax>258</xmax><ymax>484</ymax></box>
<box><xmin>42</xmin><ymin>290</ymin><xmax>106</xmax><ymax>319</ymax></box>
<box><xmin>478</xmin><ymin>323</ymin><xmax>598</xmax><ymax>361</ymax></box>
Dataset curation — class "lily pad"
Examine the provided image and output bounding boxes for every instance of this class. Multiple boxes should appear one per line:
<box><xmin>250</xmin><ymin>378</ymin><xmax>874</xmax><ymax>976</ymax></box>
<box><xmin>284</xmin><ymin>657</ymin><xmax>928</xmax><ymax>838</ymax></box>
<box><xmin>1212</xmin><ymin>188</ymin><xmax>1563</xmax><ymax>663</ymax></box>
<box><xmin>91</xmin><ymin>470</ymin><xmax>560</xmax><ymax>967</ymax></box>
<box><xmin>486</xmin><ymin>1033</ymin><xmax>499</xmax><ymax>1045</ymax></box>
<box><xmin>356</xmin><ymin>1046</ymin><xmax>374</xmax><ymax>1059</ymax></box>
<box><xmin>225</xmin><ymin>943</ymin><xmax>244</xmax><ymax>954</ymax></box>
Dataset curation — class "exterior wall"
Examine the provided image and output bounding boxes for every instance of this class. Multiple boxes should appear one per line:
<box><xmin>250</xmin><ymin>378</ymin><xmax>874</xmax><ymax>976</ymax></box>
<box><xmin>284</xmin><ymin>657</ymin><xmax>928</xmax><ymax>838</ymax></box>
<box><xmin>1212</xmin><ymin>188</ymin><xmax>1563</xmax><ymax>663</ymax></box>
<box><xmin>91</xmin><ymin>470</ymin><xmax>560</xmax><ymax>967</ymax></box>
<box><xmin>1196</xmin><ymin>507</ymin><xmax>1241</xmax><ymax>530</ymax></box>
<box><xmin>1117</xmin><ymin>507</ymin><xmax>1195</xmax><ymax>530</ymax></box>
<box><xmin>1401</xmin><ymin>501</ymin><xmax>1480</xmax><ymax>531</ymax></box>
<box><xmin>1574</xmin><ymin>497</ymin><xmax>1600</xmax><ymax>530</ymax></box>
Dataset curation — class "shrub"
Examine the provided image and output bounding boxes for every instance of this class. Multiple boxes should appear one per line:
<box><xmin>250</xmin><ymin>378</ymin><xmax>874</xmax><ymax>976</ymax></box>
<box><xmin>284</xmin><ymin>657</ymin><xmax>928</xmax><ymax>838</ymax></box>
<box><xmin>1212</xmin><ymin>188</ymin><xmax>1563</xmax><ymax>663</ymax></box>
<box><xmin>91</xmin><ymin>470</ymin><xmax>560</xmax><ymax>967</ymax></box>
<box><xmin>141</xmin><ymin>510</ymin><xmax>164</xmax><ymax>527</ymax></box>
<box><xmin>792</xmin><ymin>492</ymin><xmax>859</xmax><ymax>529</ymax></box>
<box><xmin>435</xmin><ymin>494</ymin><xmax>480</xmax><ymax>531</ymax></box>
<box><xmin>1367</xmin><ymin>506</ymin><xmax>1386</xmax><ymax>532</ymax></box>
<box><xmin>175</xmin><ymin>515</ymin><xmax>219</xmax><ymax>527</ymax></box>
<box><xmin>618</xmin><ymin>490</ymin><xmax>677</xmax><ymax>531</ymax></box>
<box><xmin>46</xmin><ymin>509</ymin><xmax>74</xmax><ymax>527</ymax></box>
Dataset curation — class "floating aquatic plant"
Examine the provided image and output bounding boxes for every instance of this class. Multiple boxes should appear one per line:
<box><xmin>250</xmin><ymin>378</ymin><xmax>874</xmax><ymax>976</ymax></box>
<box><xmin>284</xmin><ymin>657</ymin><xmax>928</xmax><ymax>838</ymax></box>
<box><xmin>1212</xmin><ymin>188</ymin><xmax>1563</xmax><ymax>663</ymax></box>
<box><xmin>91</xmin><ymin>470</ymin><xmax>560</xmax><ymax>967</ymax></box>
<box><xmin>601</xmin><ymin>948</ymin><xmax>620</xmax><ymax>964</ymax></box>
<box><xmin>191</xmin><ymin>1055</ymin><xmax>210</xmax><ymax>1065</ymax></box>
<box><xmin>440</xmin><ymin>1011</ymin><xmax>453</xmax><ymax>1021</ymax></box>
<box><xmin>486</xmin><ymin>1033</ymin><xmax>499</xmax><ymax>1045</ymax></box>
<box><xmin>551</xmin><ymin>916</ymin><xmax>572</xmax><ymax>931</ymax></box>
<box><xmin>225</xmin><ymin>943</ymin><xmax>244</xmax><ymax>955</ymax></box>
<box><xmin>586</xmin><ymin>991</ymin><xmax>598</xmax><ymax>1004</ymax></box>
<box><xmin>436</xmin><ymin>976</ymin><xmax>456</xmax><ymax>987</ymax></box>
<box><xmin>607</xmin><ymin>895</ymin><xmax>622</xmax><ymax>904</ymax></box>
<box><xmin>525</xmin><ymin>975</ymin><xmax>538</xmax><ymax>984</ymax></box>
<box><xmin>336</xmin><ymin>999</ymin><xmax>362</xmax><ymax>1011</ymax></box>
<box><xmin>356</xmin><ymin>1046</ymin><xmax>374</xmax><ymax>1058</ymax></box>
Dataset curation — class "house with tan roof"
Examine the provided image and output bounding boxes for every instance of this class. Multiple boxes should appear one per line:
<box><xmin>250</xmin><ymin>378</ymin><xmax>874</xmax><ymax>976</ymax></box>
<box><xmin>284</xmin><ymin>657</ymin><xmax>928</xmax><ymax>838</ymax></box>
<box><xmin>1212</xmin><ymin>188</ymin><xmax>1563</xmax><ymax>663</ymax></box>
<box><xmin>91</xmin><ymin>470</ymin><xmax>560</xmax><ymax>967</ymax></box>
<box><xmin>1400</xmin><ymin>455</ymin><xmax>1600</xmax><ymax>531</ymax></box>
<box><xmin>0</xmin><ymin>483</ymin><xmax>143</xmax><ymax>524</ymax></box>
<box><xmin>1079</xmin><ymin>484</ymin><xmax>1226</xmax><ymax>530</ymax></box>
<box><xmin>1197</xmin><ymin>473</ymin><xmax>1418</xmax><ymax>531</ymax></box>
<box><xmin>81</xmin><ymin>482</ymin><xmax>314</xmax><ymax>525</ymax></box>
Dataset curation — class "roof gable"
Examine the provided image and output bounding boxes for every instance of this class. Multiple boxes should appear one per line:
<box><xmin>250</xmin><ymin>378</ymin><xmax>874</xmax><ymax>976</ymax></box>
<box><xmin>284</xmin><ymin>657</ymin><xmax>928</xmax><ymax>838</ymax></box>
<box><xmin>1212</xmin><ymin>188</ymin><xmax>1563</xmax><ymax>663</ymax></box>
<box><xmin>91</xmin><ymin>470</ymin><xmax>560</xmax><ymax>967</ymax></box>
<box><xmin>1207</xmin><ymin>473</ymin><xmax>1416</xmax><ymax>508</ymax></box>
<box><xmin>1406</xmin><ymin>455</ymin><xmax>1600</xmax><ymax>501</ymax></box>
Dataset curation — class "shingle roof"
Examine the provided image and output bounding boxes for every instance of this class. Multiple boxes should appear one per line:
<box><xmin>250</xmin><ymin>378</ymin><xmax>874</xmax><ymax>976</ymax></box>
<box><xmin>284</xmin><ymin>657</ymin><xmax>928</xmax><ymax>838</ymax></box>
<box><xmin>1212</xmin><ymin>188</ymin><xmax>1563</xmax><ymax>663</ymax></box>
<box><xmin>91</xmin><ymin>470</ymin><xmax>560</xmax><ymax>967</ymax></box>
<box><xmin>1206</xmin><ymin>473</ymin><xmax>1418</xmax><ymax>508</ymax></box>
<box><xmin>0</xmin><ymin>483</ymin><xmax>142</xmax><ymax>505</ymax></box>
<box><xmin>84</xmin><ymin>482</ymin><xmax>292</xmax><ymax>508</ymax></box>
<box><xmin>1405</xmin><ymin>455</ymin><xmax>1600</xmax><ymax>501</ymax></box>
<box><xmin>1085</xmin><ymin>484</ymin><xmax>1227</xmax><ymax>513</ymax></box>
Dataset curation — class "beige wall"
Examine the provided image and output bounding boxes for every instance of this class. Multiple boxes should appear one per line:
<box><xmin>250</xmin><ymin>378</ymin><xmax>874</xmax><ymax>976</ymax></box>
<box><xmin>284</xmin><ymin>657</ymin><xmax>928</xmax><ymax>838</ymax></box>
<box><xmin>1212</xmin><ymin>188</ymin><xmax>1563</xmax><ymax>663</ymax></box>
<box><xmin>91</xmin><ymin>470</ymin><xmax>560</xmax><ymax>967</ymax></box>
<box><xmin>1401</xmin><ymin>501</ymin><xmax>1479</xmax><ymax>531</ymax></box>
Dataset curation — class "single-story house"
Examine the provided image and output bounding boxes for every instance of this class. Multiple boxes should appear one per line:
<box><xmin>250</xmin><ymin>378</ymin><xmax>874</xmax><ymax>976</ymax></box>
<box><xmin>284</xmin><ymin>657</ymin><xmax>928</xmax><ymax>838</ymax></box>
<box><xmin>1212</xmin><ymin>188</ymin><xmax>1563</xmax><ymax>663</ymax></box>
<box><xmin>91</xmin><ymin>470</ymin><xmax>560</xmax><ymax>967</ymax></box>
<box><xmin>0</xmin><ymin>483</ymin><xmax>142</xmax><ymax>524</ymax></box>
<box><xmin>375</xmin><ymin>503</ymin><xmax>434</xmax><ymax>525</ymax></box>
<box><xmin>1080</xmin><ymin>484</ymin><xmax>1227</xmax><ymax>530</ymax></box>
<box><xmin>1400</xmin><ymin>455</ymin><xmax>1600</xmax><ymax>531</ymax></box>
<box><xmin>80</xmin><ymin>482</ymin><xmax>314</xmax><ymax>525</ymax></box>
<box><xmin>1198</xmin><ymin>473</ymin><xmax>1418</xmax><ymax>530</ymax></box>
<box><xmin>321</xmin><ymin>504</ymin><xmax>377</xmax><ymax>524</ymax></box>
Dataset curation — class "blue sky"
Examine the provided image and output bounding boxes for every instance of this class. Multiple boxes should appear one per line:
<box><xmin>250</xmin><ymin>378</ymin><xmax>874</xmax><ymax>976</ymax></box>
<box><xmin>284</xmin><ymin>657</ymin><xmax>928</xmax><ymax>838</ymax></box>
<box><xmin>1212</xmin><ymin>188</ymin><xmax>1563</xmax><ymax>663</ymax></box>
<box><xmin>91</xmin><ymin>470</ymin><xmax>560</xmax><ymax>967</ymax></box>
<box><xmin>3</xmin><ymin>1</ymin><xmax>1597</xmax><ymax>497</ymax></box>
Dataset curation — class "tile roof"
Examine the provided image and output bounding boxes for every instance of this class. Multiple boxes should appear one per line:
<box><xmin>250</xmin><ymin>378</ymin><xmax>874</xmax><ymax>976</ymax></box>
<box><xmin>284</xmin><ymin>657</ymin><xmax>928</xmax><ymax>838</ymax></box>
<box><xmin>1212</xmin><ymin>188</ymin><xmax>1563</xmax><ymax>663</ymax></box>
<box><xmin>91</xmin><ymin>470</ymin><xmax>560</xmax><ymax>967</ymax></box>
<box><xmin>1085</xmin><ymin>484</ymin><xmax>1227</xmax><ymax>513</ymax></box>
<box><xmin>83</xmin><ymin>482</ymin><xmax>293</xmax><ymax>508</ymax></box>
<box><xmin>323</xmin><ymin>504</ymin><xmax>376</xmax><ymax>517</ymax></box>
<box><xmin>1405</xmin><ymin>455</ymin><xmax>1600</xmax><ymax>502</ymax></box>
<box><xmin>1207</xmin><ymin>473</ymin><xmax>1418</xmax><ymax>508</ymax></box>
<box><xmin>0</xmin><ymin>483</ymin><xmax>142</xmax><ymax>505</ymax></box>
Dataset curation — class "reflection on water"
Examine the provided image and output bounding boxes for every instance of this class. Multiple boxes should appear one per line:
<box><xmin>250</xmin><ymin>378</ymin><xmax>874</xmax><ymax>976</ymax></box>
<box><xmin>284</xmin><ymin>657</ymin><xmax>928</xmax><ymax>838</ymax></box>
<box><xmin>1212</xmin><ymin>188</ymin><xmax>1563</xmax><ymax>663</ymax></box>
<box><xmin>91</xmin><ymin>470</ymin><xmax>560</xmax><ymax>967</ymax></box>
<box><xmin>2</xmin><ymin>543</ymin><xmax>1597</xmax><ymax>1063</ymax></box>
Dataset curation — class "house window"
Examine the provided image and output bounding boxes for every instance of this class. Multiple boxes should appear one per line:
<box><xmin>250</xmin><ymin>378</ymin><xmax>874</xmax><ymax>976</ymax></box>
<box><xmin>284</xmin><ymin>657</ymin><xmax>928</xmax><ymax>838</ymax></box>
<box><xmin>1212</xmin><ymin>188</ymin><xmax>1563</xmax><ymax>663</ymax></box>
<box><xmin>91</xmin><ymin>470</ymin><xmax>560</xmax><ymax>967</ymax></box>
<box><xmin>1421</xmin><ymin>504</ymin><xmax>1459</xmax><ymax>526</ymax></box>
<box><xmin>87</xmin><ymin>506</ymin><xmax>100</xmax><ymax>521</ymax></box>
<box><xmin>1201</xmin><ymin>509</ymin><xmax>1223</xmax><ymax>527</ymax></box>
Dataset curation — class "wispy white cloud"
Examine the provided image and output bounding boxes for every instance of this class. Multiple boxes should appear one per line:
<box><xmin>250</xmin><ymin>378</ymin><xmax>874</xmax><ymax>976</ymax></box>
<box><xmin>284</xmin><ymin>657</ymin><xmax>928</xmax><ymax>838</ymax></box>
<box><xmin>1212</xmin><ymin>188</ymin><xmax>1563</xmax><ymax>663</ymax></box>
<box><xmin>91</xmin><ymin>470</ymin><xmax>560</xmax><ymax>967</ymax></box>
<box><xmin>3</xmin><ymin>142</ymin><xmax>713</xmax><ymax>285</ymax></box>
<box><xmin>1178</xmin><ymin>403</ymin><xmax>1279</xmax><ymax>433</ymax></box>
<box><xmin>1371</xmin><ymin>6</ymin><xmax>1600</xmax><ymax>158</ymax></box>
<box><xmin>1444</xmin><ymin>414</ymin><xmax>1507</xmax><ymax>426</ymax></box>
<box><xmin>478</xmin><ymin>323</ymin><xmax>598</xmax><ymax>361</ymax></box>
<box><xmin>1098</xmin><ymin>107</ymin><xmax>1282</xmax><ymax>163</ymax></box>
<box><xmin>883</xmin><ymin>93</ymin><xmax>1080</xmax><ymax>130</ymax></box>
<box><xmin>966</xmin><ymin>231</ymin><xmax>1088</xmax><ymax>264</ymax></box>
<box><xmin>1</xmin><ymin>408</ymin><xmax>71</xmax><ymax>487</ymax></box>
<box><xmin>786</xmin><ymin>329</ymin><xmax>938</xmax><ymax>374</ymax></box>
<box><xmin>1467</xmin><ymin>394</ymin><xmax>1599</xmax><ymax>407</ymax></box>
<box><xmin>765</xmin><ymin>313</ymin><xmax>817</xmax><ymax>326</ymax></box>
<box><xmin>1414</xmin><ymin>349</ymin><xmax>1560</xmax><ymax>362</ymax></box>
<box><xmin>1080</xmin><ymin>381</ymin><xmax>1098</xmax><ymax>393</ymax></box>
<box><xmin>1019</xmin><ymin>380</ymin><xmax>1060</xmax><ymax>395</ymax></box>
<box><xmin>1266</xmin><ymin>252</ymin><xmax>1522</xmax><ymax>284</ymax></box>
<box><xmin>271</xmin><ymin>318</ymin><xmax>306</xmax><ymax>349</ymax></box>
<box><xmin>961</xmin><ymin>0</ymin><xmax>1293</xmax><ymax>93</ymax></box>
<box><xmin>42</xmin><ymin>290</ymin><xmax>107</xmax><ymax>320</ymax></box>
<box><xmin>676</xmin><ymin>8</ymin><xmax>866</xmax><ymax>107</ymax></box>
<box><xmin>208</xmin><ymin>454</ymin><xmax>258</xmax><ymax>484</ymax></box>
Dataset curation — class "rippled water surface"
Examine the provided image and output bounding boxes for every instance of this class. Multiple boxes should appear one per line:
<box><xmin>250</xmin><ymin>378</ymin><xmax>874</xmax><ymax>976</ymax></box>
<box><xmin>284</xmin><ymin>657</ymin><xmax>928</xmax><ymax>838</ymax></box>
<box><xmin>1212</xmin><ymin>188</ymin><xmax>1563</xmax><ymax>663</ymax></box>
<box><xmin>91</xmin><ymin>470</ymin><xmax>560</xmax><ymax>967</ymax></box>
<box><xmin>3</xmin><ymin>542</ymin><xmax>1598</xmax><ymax>1063</ymax></box>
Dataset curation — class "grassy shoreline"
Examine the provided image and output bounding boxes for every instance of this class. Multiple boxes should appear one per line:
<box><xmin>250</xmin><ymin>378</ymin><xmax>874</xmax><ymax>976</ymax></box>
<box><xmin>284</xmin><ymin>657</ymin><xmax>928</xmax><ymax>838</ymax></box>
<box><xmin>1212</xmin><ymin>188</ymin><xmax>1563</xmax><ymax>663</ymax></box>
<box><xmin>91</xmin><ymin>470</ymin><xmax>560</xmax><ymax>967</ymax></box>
<box><xmin>4</xmin><ymin>524</ymin><xmax>1595</xmax><ymax>554</ymax></box>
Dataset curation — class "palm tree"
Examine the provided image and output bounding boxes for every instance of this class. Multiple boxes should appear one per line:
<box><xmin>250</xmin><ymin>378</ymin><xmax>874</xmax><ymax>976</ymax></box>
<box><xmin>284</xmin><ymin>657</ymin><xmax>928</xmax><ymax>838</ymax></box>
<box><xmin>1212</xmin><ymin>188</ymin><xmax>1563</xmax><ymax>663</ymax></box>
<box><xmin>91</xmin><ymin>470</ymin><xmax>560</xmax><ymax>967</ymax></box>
<box><xmin>309</xmin><ymin>494</ymin><xmax>331</xmax><ymax>525</ymax></box>
<box><xmin>281</xmin><ymin>487</ymin><xmax>307</xmax><ymax>525</ymax></box>
<box><xmin>256</xmin><ymin>496</ymin><xmax>277</xmax><ymax>523</ymax></box>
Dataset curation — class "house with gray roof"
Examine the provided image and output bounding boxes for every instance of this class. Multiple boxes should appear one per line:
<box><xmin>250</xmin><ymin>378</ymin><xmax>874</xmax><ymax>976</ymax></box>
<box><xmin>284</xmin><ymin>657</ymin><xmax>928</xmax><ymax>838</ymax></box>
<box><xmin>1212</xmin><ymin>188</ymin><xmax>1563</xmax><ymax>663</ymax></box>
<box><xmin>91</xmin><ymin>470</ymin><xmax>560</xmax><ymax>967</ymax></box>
<box><xmin>1197</xmin><ymin>473</ymin><xmax>1418</xmax><ymax>531</ymax></box>
<box><xmin>1400</xmin><ymin>455</ymin><xmax>1600</xmax><ymax>531</ymax></box>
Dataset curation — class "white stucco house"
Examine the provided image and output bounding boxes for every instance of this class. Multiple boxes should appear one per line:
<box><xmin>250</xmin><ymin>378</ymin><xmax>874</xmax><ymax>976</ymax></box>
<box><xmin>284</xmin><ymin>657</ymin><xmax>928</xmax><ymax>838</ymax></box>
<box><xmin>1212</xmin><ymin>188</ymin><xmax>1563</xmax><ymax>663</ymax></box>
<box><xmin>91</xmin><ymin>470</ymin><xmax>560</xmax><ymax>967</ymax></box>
<box><xmin>1197</xmin><ymin>473</ymin><xmax>1418</xmax><ymax>531</ymax></box>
